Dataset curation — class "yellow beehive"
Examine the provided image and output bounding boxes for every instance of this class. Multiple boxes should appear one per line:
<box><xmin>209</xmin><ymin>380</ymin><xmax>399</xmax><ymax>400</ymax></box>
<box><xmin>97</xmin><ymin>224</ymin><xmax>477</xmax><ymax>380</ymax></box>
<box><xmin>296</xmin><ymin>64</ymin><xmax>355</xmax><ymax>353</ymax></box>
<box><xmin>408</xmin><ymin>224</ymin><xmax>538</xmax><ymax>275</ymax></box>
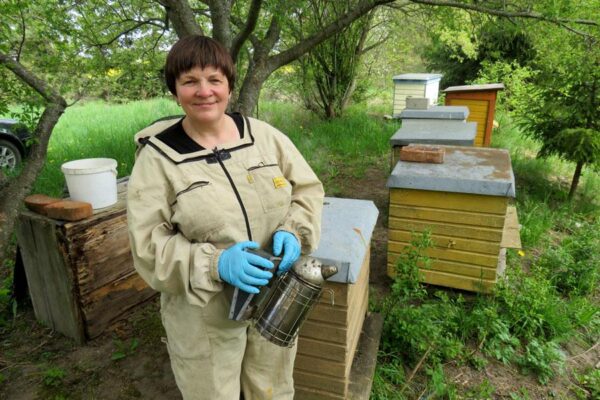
<box><xmin>444</xmin><ymin>83</ymin><xmax>504</xmax><ymax>147</ymax></box>
<box><xmin>386</xmin><ymin>145</ymin><xmax>518</xmax><ymax>293</ymax></box>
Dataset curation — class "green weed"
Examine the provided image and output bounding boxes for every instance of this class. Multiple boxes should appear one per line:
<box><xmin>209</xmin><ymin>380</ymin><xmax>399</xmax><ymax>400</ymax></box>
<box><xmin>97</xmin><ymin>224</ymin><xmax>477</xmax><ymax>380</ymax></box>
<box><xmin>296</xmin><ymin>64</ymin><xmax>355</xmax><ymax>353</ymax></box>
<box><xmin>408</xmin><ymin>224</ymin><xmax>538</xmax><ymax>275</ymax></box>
<box><xmin>111</xmin><ymin>338</ymin><xmax>140</xmax><ymax>361</ymax></box>
<box><xmin>42</xmin><ymin>367</ymin><xmax>66</xmax><ymax>388</ymax></box>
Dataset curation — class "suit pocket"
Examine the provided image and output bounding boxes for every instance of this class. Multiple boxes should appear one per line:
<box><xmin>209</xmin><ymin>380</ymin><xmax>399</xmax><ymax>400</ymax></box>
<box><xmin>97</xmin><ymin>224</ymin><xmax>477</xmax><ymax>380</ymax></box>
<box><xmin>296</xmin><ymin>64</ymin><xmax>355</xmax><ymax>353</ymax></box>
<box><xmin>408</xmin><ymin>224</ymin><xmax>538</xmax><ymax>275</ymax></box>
<box><xmin>245</xmin><ymin>157</ymin><xmax>292</xmax><ymax>213</ymax></box>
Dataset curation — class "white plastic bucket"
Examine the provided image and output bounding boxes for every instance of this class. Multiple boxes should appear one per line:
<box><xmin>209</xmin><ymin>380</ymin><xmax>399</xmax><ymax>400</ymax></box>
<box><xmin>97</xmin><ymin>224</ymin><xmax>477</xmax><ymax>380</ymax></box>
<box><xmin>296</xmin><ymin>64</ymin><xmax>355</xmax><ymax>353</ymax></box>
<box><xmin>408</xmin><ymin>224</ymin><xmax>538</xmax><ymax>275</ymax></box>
<box><xmin>61</xmin><ymin>158</ymin><xmax>118</xmax><ymax>209</ymax></box>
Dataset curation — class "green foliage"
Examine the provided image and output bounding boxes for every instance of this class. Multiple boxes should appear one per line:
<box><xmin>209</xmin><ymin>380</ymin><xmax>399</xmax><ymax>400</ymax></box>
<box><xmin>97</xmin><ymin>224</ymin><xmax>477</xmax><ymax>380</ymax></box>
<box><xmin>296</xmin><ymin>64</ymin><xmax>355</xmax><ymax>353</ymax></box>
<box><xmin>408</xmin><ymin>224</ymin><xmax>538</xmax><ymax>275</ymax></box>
<box><xmin>42</xmin><ymin>367</ymin><xmax>66</xmax><ymax>388</ymax></box>
<box><xmin>542</xmin><ymin>128</ymin><xmax>600</xmax><ymax>165</ymax></box>
<box><xmin>517</xmin><ymin>339</ymin><xmax>564</xmax><ymax>384</ymax></box>
<box><xmin>574</xmin><ymin>368</ymin><xmax>600</xmax><ymax>400</ymax></box>
<box><xmin>111</xmin><ymin>338</ymin><xmax>140</xmax><ymax>361</ymax></box>
<box><xmin>424</xmin><ymin>16</ymin><xmax>536</xmax><ymax>88</ymax></box>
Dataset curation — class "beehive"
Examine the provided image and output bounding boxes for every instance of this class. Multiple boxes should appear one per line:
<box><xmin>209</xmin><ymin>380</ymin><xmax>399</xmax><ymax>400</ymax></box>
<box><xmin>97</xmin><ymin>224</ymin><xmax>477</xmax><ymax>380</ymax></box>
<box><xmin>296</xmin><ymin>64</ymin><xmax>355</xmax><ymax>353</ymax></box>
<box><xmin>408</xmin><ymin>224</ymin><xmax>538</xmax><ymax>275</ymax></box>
<box><xmin>390</xmin><ymin>106</ymin><xmax>476</xmax><ymax>168</ymax></box>
<box><xmin>443</xmin><ymin>83</ymin><xmax>504</xmax><ymax>147</ymax></box>
<box><xmin>16</xmin><ymin>181</ymin><xmax>156</xmax><ymax>343</ymax></box>
<box><xmin>386</xmin><ymin>146</ymin><xmax>517</xmax><ymax>293</ymax></box>
<box><xmin>392</xmin><ymin>73</ymin><xmax>442</xmax><ymax>117</ymax></box>
<box><xmin>295</xmin><ymin>197</ymin><xmax>378</xmax><ymax>399</ymax></box>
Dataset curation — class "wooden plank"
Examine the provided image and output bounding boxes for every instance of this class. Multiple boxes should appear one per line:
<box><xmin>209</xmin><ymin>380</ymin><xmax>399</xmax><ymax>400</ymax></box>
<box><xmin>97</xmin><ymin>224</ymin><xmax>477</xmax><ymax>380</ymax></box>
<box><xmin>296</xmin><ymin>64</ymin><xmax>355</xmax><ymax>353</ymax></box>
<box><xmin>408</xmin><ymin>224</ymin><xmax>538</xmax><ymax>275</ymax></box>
<box><xmin>294</xmin><ymin>354</ymin><xmax>346</xmax><ymax>378</ymax></box>
<box><xmin>500</xmin><ymin>205</ymin><xmax>522</xmax><ymax>249</ymax></box>
<box><xmin>388</xmin><ymin>217</ymin><xmax>504</xmax><ymax>242</ymax></box>
<box><xmin>388</xmin><ymin>241</ymin><xmax>499</xmax><ymax>267</ymax></box>
<box><xmin>294</xmin><ymin>370</ymin><xmax>347</xmax><ymax>396</ymax></box>
<box><xmin>389</xmin><ymin>189</ymin><xmax>508</xmax><ymax>214</ymax></box>
<box><xmin>348</xmin><ymin>313</ymin><xmax>384</xmax><ymax>400</ymax></box>
<box><xmin>420</xmin><ymin>269</ymin><xmax>495</xmax><ymax>293</ymax></box>
<box><xmin>294</xmin><ymin>387</ymin><xmax>345</xmax><ymax>400</ymax></box>
<box><xmin>307</xmin><ymin>303</ymin><xmax>349</xmax><ymax>325</ymax></box>
<box><xmin>388</xmin><ymin>230</ymin><xmax>500</xmax><ymax>255</ymax></box>
<box><xmin>68</xmin><ymin>213</ymin><xmax>135</xmax><ymax>296</ymax></box>
<box><xmin>297</xmin><ymin>337</ymin><xmax>348</xmax><ymax>363</ymax></box>
<box><xmin>387</xmin><ymin>256</ymin><xmax>497</xmax><ymax>280</ymax></box>
<box><xmin>389</xmin><ymin>205</ymin><xmax>506</xmax><ymax>228</ymax></box>
<box><xmin>345</xmin><ymin>285</ymin><xmax>368</xmax><ymax>377</ymax></box>
<box><xmin>15</xmin><ymin>214</ymin><xmax>86</xmax><ymax>343</ymax></box>
<box><xmin>80</xmin><ymin>271</ymin><xmax>157</xmax><ymax>339</ymax></box>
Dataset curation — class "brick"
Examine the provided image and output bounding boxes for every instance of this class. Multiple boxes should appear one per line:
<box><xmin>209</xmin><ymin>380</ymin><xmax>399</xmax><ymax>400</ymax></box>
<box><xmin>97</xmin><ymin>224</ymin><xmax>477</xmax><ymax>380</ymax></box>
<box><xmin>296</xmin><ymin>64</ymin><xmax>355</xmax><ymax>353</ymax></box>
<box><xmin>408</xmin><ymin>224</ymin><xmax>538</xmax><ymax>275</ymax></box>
<box><xmin>399</xmin><ymin>145</ymin><xmax>445</xmax><ymax>164</ymax></box>
<box><xmin>24</xmin><ymin>194</ymin><xmax>62</xmax><ymax>214</ymax></box>
<box><xmin>43</xmin><ymin>200</ymin><xmax>93</xmax><ymax>221</ymax></box>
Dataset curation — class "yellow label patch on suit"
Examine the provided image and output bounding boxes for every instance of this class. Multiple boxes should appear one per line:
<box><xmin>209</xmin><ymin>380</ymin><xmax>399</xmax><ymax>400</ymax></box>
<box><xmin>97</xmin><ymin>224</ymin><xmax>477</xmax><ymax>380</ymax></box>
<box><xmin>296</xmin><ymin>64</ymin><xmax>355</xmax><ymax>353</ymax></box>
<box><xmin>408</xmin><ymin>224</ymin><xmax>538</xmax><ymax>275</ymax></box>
<box><xmin>247</xmin><ymin>174</ymin><xmax>254</xmax><ymax>184</ymax></box>
<box><xmin>273</xmin><ymin>176</ymin><xmax>287</xmax><ymax>188</ymax></box>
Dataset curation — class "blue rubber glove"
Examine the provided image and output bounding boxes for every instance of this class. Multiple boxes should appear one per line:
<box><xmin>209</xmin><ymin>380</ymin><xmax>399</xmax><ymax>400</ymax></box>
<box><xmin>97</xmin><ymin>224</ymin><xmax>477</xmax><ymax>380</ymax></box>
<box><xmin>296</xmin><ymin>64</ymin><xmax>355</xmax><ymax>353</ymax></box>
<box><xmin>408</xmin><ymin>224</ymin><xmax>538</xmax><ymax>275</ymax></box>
<box><xmin>218</xmin><ymin>241</ymin><xmax>274</xmax><ymax>294</ymax></box>
<box><xmin>272</xmin><ymin>231</ymin><xmax>301</xmax><ymax>274</ymax></box>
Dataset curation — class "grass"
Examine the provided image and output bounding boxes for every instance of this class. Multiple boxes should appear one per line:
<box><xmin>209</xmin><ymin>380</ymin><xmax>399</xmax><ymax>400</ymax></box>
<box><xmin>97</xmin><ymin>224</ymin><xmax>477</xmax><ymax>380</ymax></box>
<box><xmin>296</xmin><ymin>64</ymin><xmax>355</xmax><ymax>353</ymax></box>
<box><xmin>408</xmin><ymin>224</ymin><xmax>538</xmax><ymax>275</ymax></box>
<box><xmin>28</xmin><ymin>98</ymin><xmax>400</xmax><ymax>196</ymax></box>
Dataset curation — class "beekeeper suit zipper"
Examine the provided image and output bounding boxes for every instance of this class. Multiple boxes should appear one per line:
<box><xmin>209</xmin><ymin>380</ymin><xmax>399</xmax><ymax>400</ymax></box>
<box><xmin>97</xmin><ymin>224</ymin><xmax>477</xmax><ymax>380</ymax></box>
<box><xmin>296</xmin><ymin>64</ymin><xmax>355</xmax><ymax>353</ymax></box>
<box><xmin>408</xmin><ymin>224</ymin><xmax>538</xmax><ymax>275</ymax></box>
<box><xmin>212</xmin><ymin>147</ymin><xmax>253</xmax><ymax>241</ymax></box>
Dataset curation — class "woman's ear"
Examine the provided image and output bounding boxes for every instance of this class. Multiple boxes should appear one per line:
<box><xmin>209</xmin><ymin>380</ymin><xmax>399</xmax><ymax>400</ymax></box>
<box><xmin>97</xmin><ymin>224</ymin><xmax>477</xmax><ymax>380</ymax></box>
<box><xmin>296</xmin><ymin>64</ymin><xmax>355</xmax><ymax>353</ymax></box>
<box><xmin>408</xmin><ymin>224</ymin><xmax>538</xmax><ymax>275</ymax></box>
<box><xmin>173</xmin><ymin>94</ymin><xmax>180</xmax><ymax>106</ymax></box>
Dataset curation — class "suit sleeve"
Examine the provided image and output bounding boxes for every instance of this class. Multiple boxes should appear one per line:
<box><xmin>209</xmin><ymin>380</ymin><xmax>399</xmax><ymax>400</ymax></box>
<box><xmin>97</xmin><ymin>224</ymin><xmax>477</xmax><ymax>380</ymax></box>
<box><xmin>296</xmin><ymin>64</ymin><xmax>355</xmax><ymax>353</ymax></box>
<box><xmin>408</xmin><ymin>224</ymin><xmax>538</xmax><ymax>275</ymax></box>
<box><xmin>127</xmin><ymin>148</ymin><xmax>224</xmax><ymax>307</ymax></box>
<box><xmin>274</xmin><ymin>132</ymin><xmax>324</xmax><ymax>254</ymax></box>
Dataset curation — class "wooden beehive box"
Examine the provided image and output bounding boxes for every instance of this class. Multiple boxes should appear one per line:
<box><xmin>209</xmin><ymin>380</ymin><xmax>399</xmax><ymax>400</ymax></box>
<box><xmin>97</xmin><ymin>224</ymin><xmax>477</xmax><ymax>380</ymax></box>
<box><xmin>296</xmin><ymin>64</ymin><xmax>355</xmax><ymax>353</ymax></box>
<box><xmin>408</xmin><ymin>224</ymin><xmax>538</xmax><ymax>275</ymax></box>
<box><xmin>16</xmin><ymin>181</ymin><xmax>156</xmax><ymax>343</ymax></box>
<box><xmin>386</xmin><ymin>146</ymin><xmax>518</xmax><ymax>293</ymax></box>
<box><xmin>295</xmin><ymin>197</ymin><xmax>378</xmax><ymax>399</ymax></box>
<box><xmin>392</xmin><ymin>73</ymin><xmax>442</xmax><ymax>117</ymax></box>
<box><xmin>443</xmin><ymin>83</ymin><xmax>504</xmax><ymax>147</ymax></box>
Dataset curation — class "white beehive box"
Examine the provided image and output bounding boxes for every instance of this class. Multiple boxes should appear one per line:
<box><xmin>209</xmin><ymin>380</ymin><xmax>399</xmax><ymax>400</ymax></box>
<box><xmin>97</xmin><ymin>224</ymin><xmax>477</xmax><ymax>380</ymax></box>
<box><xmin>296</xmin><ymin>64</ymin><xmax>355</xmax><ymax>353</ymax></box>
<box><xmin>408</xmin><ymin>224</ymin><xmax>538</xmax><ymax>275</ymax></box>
<box><xmin>392</xmin><ymin>73</ymin><xmax>443</xmax><ymax>117</ymax></box>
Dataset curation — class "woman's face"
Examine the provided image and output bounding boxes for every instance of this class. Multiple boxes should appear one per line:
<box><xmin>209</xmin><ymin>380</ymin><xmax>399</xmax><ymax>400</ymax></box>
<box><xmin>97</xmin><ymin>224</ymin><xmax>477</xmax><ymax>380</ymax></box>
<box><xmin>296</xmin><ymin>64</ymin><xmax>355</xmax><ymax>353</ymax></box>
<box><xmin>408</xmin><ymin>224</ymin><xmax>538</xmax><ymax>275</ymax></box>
<box><xmin>174</xmin><ymin>66</ymin><xmax>230</xmax><ymax>125</ymax></box>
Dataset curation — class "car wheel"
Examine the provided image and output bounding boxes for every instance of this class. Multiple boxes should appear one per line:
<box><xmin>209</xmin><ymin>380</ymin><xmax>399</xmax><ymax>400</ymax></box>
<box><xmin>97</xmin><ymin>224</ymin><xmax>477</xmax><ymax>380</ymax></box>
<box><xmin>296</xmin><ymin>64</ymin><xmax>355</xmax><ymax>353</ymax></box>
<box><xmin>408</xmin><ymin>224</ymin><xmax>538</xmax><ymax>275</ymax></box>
<box><xmin>0</xmin><ymin>139</ymin><xmax>22</xmax><ymax>169</ymax></box>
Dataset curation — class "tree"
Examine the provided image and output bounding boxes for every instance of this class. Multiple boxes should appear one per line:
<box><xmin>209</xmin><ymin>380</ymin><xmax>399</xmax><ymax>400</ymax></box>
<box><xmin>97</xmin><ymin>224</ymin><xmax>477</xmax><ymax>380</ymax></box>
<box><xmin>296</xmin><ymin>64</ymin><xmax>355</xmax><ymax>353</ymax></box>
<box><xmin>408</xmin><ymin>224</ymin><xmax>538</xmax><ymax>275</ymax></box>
<box><xmin>516</xmin><ymin>33</ymin><xmax>600</xmax><ymax>198</ymax></box>
<box><xmin>1</xmin><ymin>0</ymin><xmax>599</xmax><ymax>263</ymax></box>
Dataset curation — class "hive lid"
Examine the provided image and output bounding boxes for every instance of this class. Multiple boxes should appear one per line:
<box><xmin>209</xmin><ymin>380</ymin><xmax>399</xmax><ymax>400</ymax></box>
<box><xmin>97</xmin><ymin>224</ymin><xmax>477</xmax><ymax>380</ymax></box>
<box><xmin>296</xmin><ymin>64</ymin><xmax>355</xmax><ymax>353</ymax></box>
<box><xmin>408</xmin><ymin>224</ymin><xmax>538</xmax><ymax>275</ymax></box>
<box><xmin>392</xmin><ymin>73</ymin><xmax>443</xmax><ymax>82</ymax></box>
<box><xmin>387</xmin><ymin>145</ymin><xmax>516</xmax><ymax>198</ymax></box>
<box><xmin>390</xmin><ymin>122</ymin><xmax>477</xmax><ymax>146</ymax></box>
<box><xmin>400</xmin><ymin>105</ymin><xmax>469</xmax><ymax>120</ymax></box>
<box><xmin>310</xmin><ymin>197</ymin><xmax>379</xmax><ymax>283</ymax></box>
<box><xmin>443</xmin><ymin>83</ymin><xmax>505</xmax><ymax>93</ymax></box>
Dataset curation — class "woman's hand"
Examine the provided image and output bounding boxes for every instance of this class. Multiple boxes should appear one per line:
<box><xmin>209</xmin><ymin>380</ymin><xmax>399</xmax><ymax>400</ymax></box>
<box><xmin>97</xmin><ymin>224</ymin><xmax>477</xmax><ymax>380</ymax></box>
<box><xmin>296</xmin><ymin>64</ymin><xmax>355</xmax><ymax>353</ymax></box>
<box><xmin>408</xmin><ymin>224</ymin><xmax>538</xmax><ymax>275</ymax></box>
<box><xmin>217</xmin><ymin>241</ymin><xmax>274</xmax><ymax>294</ymax></box>
<box><xmin>272</xmin><ymin>231</ymin><xmax>301</xmax><ymax>274</ymax></box>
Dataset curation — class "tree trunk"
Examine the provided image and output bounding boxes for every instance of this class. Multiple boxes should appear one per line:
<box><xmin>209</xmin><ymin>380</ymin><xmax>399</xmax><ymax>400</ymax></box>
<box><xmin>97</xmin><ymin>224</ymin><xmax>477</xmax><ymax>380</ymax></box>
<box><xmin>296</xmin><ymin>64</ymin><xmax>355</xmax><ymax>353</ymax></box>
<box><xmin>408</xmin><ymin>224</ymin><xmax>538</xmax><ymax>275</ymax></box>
<box><xmin>568</xmin><ymin>160</ymin><xmax>584</xmax><ymax>199</ymax></box>
<box><xmin>236</xmin><ymin>62</ymin><xmax>271</xmax><ymax>116</ymax></box>
<box><xmin>0</xmin><ymin>53</ymin><xmax>67</xmax><ymax>263</ymax></box>
<box><xmin>159</xmin><ymin>0</ymin><xmax>204</xmax><ymax>37</ymax></box>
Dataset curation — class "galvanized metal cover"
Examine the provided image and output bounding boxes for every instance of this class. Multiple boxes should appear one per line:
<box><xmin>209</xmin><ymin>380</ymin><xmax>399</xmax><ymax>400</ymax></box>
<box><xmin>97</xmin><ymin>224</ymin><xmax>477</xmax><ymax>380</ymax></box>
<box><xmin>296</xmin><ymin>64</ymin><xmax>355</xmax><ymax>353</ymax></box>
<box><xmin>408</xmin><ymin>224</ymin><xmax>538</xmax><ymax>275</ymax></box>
<box><xmin>389</xmin><ymin>121</ymin><xmax>476</xmax><ymax>146</ymax></box>
<box><xmin>392</xmin><ymin>73</ymin><xmax>443</xmax><ymax>82</ymax></box>
<box><xmin>443</xmin><ymin>83</ymin><xmax>505</xmax><ymax>93</ymax></box>
<box><xmin>387</xmin><ymin>145</ymin><xmax>516</xmax><ymax>197</ymax></box>
<box><xmin>400</xmin><ymin>105</ymin><xmax>469</xmax><ymax>120</ymax></box>
<box><xmin>311</xmin><ymin>197</ymin><xmax>379</xmax><ymax>283</ymax></box>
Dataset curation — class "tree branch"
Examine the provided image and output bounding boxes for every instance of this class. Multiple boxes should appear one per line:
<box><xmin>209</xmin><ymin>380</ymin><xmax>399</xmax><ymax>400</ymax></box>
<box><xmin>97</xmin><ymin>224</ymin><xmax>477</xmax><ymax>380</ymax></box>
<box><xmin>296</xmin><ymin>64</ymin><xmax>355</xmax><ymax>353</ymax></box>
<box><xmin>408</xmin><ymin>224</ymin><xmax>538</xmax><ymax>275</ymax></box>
<box><xmin>408</xmin><ymin>0</ymin><xmax>600</xmax><ymax>27</ymax></box>
<box><xmin>0</xmin><ymin>53</ymin><xmax>67</xmax><ymax>263</ymax></box>
<box><xmin>90</xmin><ymin>19</ymin><xmax>167</xmax><ymax>47</ymax></box>
<box><xmin>230</xmin><ymin>0</ymin><xmax>263</xmax><ymax>62</ymax></box>
<box><xmin>157</xmin><ymin>0</ymin><xmax>203</xmax><ymax>37</ymax></box>
<box><xmin>267</xmin><ymin>0</ymin><xmax>396</xmax><ymax>71</ymax></box>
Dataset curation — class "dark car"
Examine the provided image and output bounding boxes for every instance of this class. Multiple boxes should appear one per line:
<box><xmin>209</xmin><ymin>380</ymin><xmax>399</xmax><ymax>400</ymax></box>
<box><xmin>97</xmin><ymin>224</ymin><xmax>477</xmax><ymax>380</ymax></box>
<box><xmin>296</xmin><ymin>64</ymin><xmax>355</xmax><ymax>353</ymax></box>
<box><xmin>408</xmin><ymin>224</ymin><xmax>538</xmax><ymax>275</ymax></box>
<box><xmin>0</xmin><ymin>119</ymin><xmax>31</xmax><ymax>170</ymax></box>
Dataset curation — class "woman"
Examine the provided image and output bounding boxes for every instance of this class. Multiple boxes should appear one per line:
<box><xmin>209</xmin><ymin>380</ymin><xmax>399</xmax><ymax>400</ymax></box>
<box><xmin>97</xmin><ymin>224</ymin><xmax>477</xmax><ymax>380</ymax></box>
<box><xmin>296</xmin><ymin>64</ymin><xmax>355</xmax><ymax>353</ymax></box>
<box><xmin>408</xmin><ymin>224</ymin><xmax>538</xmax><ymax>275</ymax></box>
<box><xmin>127</xmin><ymin>35</ymin><xmax>324</xmax><ymax>399</ymax></box>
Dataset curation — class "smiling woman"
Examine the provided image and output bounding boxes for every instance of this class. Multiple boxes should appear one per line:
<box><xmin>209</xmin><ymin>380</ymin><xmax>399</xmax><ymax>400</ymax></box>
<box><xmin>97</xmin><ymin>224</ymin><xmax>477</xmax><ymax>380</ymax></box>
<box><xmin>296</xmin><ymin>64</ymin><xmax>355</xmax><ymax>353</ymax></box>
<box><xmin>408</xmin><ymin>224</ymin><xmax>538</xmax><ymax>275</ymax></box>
<box><xmin>126</xmin><ymin>35</ymin><xmax>324</xmax><ymax>400</ymax></box>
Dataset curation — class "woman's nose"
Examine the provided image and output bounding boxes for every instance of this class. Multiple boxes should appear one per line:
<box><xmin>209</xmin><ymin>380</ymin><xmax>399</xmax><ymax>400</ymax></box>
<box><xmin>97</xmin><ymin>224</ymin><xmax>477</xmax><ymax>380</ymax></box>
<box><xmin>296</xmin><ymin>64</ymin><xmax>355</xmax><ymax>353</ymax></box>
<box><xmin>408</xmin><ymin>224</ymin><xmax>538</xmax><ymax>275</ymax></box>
<box><xmin>195</xmin><ymin>82</ymin><xmax>211</xmax><ymax>97</ymax></box>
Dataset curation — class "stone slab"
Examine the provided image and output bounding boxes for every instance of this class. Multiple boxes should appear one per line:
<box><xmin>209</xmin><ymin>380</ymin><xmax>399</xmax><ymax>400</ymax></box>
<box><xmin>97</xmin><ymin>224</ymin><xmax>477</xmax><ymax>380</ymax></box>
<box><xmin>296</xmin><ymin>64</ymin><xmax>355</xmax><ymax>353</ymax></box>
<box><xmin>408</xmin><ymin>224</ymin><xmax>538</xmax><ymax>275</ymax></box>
<box><xmin>406</xmin><ymin>97</ymin><xmax>430</xmax><ymax>109</ymax></box>
<box><xmin>347</xmin><ymin>312</ymin><xmax>384</xmax><ymax>400</ymax></box>
<box><xmin>400</xmin><ymin>105</ymin><xmax>469</xmax><ymax>120</ymax></box>
<box><xmin>387</xmin><ymin>145</ymin><xmax>516</xmax><ymax>198</ymax></box>
<box><xmin>393</xmin><ymin>73</ymin><xmax>443</xmax><ymax>82</ymax></box>
<box><xmin>390</xmin><ymin>122</ymin><xmax>476</xmax><ymax>146</ymax></box>
<box><xmin>311</xmin><ymin>197</ymin><xmax>379</xmax><ymax>283</ymax></box>
<box><xmin>443</xmin><ymin>83</ymin><xmax>505</xmax><ymax>93</ymax></box>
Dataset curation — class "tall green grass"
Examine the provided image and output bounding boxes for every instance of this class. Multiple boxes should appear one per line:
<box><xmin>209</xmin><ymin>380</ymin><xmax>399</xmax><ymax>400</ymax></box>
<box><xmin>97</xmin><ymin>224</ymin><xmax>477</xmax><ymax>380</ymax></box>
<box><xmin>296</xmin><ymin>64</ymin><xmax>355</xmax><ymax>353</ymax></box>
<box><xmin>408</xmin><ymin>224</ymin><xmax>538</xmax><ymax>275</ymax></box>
<box><xmin>32</xmin><ymin>99</ymin><xmax>400</xmax><ymax>196</ymax></box>
<box><xmin>33</xmin><ymin>98</ymin><xmax>181</xmax><ymax>196</ymax></box>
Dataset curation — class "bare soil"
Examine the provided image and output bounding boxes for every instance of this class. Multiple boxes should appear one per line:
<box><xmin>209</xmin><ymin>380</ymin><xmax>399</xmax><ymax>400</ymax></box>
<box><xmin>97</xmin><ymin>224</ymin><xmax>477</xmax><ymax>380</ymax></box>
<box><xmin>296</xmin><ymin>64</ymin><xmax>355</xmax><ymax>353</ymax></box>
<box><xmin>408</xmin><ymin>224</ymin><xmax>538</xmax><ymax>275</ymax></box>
<box><xmin>1</xmin><ymin>165</ymin><xmax>598</xmax><ymax>399</ymax></box>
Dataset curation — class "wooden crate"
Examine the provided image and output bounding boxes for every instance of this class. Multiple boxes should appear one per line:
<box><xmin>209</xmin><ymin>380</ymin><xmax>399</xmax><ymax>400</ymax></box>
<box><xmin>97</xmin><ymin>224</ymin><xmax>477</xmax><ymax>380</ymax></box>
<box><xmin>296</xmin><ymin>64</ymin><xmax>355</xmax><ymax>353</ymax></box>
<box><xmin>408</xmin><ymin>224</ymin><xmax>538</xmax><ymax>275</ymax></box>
<box><xmin>392</xmin><ymin>73</ymin><xmax>442</xmax><ymax>116</ymax></box>
<box><xmin>16</xmin><ymin>182</ymin><xmax>156</xmax><ymax>343</ymax></box>
<box><xmin>294</xmin><ymin>249</ymin><xmax>370</xmax><ymax>399</ymax></box>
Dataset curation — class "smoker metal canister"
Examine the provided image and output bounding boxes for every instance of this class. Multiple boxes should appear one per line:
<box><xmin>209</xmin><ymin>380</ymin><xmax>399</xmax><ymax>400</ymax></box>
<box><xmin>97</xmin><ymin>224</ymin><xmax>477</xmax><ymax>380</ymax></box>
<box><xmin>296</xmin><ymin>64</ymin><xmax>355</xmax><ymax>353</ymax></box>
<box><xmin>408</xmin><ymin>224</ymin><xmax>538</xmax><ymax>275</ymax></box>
<box><xmin>253</xmin><ymin>270</ymin><xmax>322</xmax><ymax>347</ymax></box>
<box><xmin>253</xmin><ymin>258</ymin><xmax>337</xmax><ymax>348</ymax></box>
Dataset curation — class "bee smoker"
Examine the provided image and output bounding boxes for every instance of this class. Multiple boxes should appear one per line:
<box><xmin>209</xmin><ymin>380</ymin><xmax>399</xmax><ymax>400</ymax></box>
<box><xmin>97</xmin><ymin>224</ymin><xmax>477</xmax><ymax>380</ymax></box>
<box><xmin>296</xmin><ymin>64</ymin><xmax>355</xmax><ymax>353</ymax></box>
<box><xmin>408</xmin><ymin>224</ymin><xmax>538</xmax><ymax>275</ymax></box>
<box><xmin>229</xmin><ymin>249</ymin><xmax>337</xmax><ymax>348</ymax></box>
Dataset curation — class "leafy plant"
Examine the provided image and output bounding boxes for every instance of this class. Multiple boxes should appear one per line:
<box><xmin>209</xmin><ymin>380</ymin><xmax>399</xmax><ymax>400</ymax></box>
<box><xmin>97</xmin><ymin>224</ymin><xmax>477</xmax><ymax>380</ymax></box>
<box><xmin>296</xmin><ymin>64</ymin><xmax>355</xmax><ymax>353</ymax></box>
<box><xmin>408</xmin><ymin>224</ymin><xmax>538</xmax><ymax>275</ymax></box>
<box><xmin>111</xmin><ymin>338</ymin><xmax>140</xmax><ymax>361</ymax></box>
<box><xmin>517</xmin><ymin>339</ymin><xmax>564</xmax><ymax>384</ymax></box>
<box><xmin>42</xmin><ymin>367</ymin><xmax>66</xmax><ymax>388</ymax></box>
